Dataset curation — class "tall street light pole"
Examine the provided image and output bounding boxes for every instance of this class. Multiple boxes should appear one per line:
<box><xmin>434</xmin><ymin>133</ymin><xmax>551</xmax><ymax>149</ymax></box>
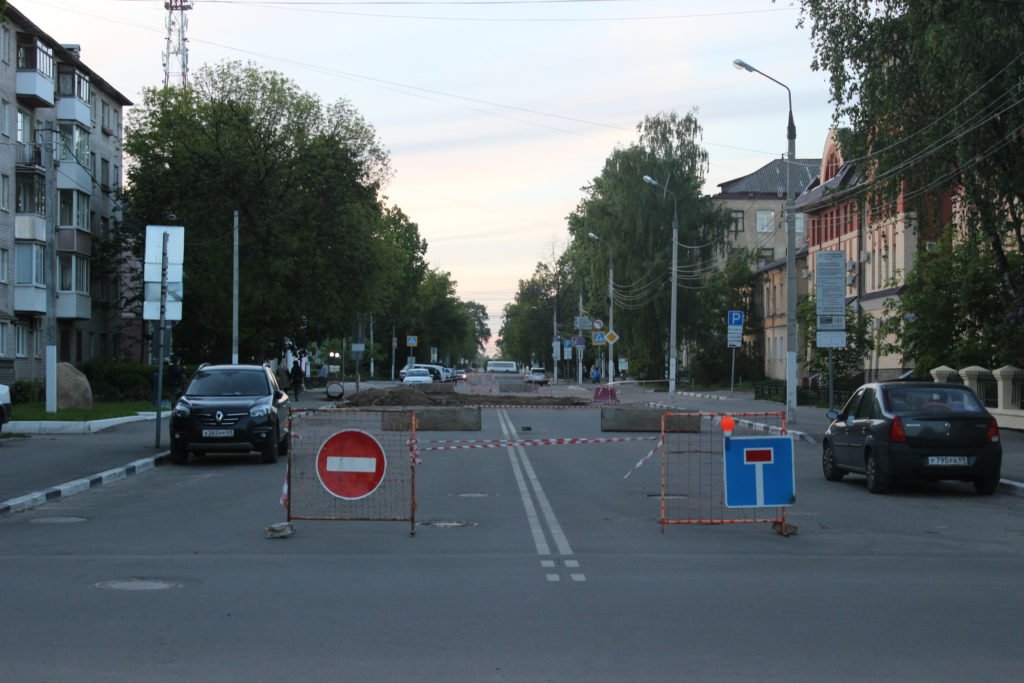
<box><xmin>587</xmin><ymin>232</ymin><xmax>613</xmax><ymax>384</ymax></box>
<box><xmin>642</xmin><ymin>176</ymin><xmax>679</xmax><ymax>399</ymax></box>
<box><xmin>734</xmin><ymin>58</ymin><xmax>798</xmax><ymax>422</ymax></box>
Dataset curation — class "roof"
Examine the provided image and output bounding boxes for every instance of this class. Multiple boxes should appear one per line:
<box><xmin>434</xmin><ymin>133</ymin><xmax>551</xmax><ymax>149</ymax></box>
<box><xmin>715</xmin><ymin>158</ymin><xmax>821</xmax><ymax>199</ymax></box>
<box><xmin>794</xmin><ymin>162</ymin><xmax>861</xmax><ymax>213</ymax></box>
<box><xmin>6</xmin><ymin>4</ymin><xmax>133</xmax><ymax>106</ymax></box>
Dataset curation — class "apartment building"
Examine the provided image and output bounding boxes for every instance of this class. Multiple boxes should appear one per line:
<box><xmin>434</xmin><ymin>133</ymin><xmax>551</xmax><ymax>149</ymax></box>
<box><xmin>713</xmin><ymin>158</ymin><xmax>819</xmax><ymax>381</ymax></box>
<box><xmin>0</xmin><ymin>5</ymin><xmax>131</xmax><ymax>382</ymax></box>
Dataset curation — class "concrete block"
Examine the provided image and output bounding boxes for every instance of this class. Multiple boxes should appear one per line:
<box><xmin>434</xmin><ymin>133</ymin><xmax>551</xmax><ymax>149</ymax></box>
<box><xmin>498</xmin><ymin>382</ymin><xmax>532</xmax><ymax>393</ymax></box>
<box><xmin>600</xmin><ymin>407</ymin><xmax>702</xmax><ymax>432</ymax></box>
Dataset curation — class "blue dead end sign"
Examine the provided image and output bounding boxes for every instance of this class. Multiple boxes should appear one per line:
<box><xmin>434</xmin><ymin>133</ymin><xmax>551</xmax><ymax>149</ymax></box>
<box><xmin>723</xmin><ymin>435</ymin><xmax>795</xmax><ymax>508</ymax></box>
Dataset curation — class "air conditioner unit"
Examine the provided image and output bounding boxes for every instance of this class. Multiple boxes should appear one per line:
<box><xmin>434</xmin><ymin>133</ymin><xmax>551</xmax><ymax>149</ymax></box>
<box><xmin>845</xmin><ymin>261</ymin><xmax>857</xmax><ymax>273</ymax></box>
<box><xmin>845</xmin><ymin>274</ymin><xmax>857</xmax><ymax>286</ymax></box>
<box><xmin>925</xmin><ymin>241</ymin><xmax>937</xmax><ymax>252</ymax></box>
<box><xmin>860</xmin><ymin>250</ymin><xmax>871</xmax><ymax>263</ymax></box>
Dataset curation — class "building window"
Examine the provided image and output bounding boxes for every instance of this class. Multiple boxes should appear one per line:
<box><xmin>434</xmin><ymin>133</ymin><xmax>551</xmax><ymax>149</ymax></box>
<box><xmin>16</xmin><ymin>243</ymin><xmax>46</xmax><ymax>285</ymax></box>
<box><xmin>58</xmin><ymin>122</ymin><xmax>90</xmax><ymax>164</ymax></box>
<box><xmin>34</xmin><ymin>319</ymin><xmax>42</xmax><ymax>357</ymax></box>
<box><xmin>101</xmin><ymin>158</ymin><xmax>109</xmax><ymax>189</ymax></box>
<box><xmin>16</xmin><ymin>110</ymin><xmax>31</xmax><ymax>144</ymax></box>
<box><xmin>59</xmin><ymin>190</ymin><xmax>90</xmax><ymax>230</ymax></box>
<box><xmin>76</xmin><ymin>255</ymin><xmax>90</xmax><ymax>294</ymax></box>
<box><xmin>756</xmin><ymin>210</ymin><xmax>775</xmax><ymax>233</ymax></box>
<box><xmin>17</xmin><ymin>37</ymin><xmax>54</xmax><ymax>79</ymax></box>
<box><xmin>0</xmin><ymin>322</ymin><xmax>8</xmax><ymax>357</ymax></box>
<box><xmin>0</xmin><ymin>100</ymin><xmax>9</xmax><ymax>137</ymax></box>
<box><xmin>17</xmin><ymin>174</ymin><xmax>46</xmax><ymax>215</ymax></box>
<box><xmin>758</xmin><ymin>248</ymin><xmax>775</xmax><ymax>265</ymax></box>
<box><xmin>795</xmin><ymin>213</ymin><xmax>806</xmax><ymax>234</ymax></box>
<box><xmin>1</xmin><ymin>27</ymin><xmax>9</xmax><ymax>64</ymax></box>
<box><xmin>16</xmin><ymin>324</ymin><xmax>27</xmax><ymax>357</ymax></box>
<box><xmin>112</xmin><ymin>165</ymin><xmax>120</xmax><ymax>190</ymax></box>
<box><xmin>59</xmin><ymin>254</ymin><xmax>73</xmax><ymax>291</ymax></box>
<box><xmin>0</xmin><ymin>248</ymin><xmax>8</xmax><ymax>283</ymax></box>
<box><xmin>0</xmin><ymin>175</ymin><xmax>9</xmax><ymax>211</ymax></box>
<box><xmin>730</xmin><ymin>210</ymin><xmax>745</xmax><ymax>232</ymax></box>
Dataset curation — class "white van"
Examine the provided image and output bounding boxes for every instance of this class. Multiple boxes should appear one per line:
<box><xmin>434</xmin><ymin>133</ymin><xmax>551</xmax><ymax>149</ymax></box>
<box><xmin>486</xmin><ymin>360</ymin><xmax>518</xmax><ymax>374</ymax></box>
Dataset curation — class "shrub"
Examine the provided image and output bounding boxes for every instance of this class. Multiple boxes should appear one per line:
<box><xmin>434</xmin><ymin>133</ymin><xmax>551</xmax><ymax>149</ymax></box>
<box><xmin>11</xmin><ymin>380</ymin><xmax>44</xmax><ymax>404</ymax></box>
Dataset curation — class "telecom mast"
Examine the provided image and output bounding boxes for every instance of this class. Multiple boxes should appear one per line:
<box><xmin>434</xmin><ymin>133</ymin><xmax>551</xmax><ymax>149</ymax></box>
<box><xmin>162</xmin><ymin>1</ymin><xmax>194</xmax><ymax>87</ymax></box>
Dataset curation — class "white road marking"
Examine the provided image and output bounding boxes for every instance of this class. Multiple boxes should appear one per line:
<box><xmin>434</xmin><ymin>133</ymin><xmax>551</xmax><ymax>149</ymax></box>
<box><xmin>499</xmin><ymin>409</ymin><xmax>551</xmax><ymax>555</ymax></box>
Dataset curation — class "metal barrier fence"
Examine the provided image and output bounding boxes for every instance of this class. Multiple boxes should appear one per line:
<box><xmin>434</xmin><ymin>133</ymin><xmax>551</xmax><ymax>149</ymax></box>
<box><xmin>660</xmin><ymin>411</ymin><xmax>791</xmax><ymax>534</ymax></box>
<box><xmin>287</xmin><ymin>409</ymin><xmax>417</xmax><ymax>534</ymax></box>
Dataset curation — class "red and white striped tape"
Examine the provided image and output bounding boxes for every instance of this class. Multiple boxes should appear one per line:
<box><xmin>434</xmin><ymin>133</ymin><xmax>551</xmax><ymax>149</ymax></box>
<box><xmin>623</xmin><ymin>437</ymin><xmax>664</xmax><ymax>480</ymax></box>
<box><xmin>413</xmin><ymin>434</ymin><xmax>659</xmax><ymax>453</ymax></box>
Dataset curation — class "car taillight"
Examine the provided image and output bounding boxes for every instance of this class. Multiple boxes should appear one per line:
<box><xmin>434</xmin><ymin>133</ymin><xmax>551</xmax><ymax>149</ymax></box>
<box><xmin>986</xmin><ymin>418</ymin><xmax>1000</xmax><ymax>443</ymax></box>
<box><xmin>890</xmin><ymin>416</ymin><xmax>907</xmax><ymax>443</ymax></box>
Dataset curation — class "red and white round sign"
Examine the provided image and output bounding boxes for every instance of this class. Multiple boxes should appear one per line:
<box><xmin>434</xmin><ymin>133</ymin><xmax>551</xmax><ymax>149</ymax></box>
<box><xmin>315</xmin><ymin>429</ymin><xmax>387</xmax><ymax>500</ymax></box>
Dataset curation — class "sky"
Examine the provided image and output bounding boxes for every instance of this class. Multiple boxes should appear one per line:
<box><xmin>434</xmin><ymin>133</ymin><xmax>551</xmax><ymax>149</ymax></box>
<box><xmin>16</xmin><ymin>0</ymin><xmax>836</xmax><ymax>352</ymax></box>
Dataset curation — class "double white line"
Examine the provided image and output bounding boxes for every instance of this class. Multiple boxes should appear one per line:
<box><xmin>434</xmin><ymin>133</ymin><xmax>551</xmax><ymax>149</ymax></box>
<box><xmin>496</xmin><ymin>408</ymin><xmax>584</xmax><ymax>582</ymax></box>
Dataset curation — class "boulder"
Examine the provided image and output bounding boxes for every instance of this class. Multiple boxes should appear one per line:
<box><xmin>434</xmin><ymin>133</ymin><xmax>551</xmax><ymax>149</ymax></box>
<box><xmin>58</xmin><ymin>362</ymin><xmax>93</xmax><ymax>410</ymax></box>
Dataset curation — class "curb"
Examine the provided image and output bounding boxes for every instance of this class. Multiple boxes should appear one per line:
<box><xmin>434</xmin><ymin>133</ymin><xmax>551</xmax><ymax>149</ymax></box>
<box><xmin>7</xmin><ymin>413</ymin><xmax>156</xmax><ymax>435</ymax></box>
<box><xmin>0</xmin><ymin>452</ymin><xmax>171</xmax><ymax>516</ymax></box>
<box><xmin>998</xmin><ymin>479</ymin><xmax>1024</xmax><ymax>497</ymax></box>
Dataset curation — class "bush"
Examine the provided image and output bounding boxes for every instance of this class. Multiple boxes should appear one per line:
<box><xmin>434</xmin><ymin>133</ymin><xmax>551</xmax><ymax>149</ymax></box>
<box><xmin>79</xmin><ymin>360</ymin><xmax>159</xmax><ymax>402</ymax></box>
<box><xmin>11</xmin><ymin>380</ymin><xmax>44</xmax><ymax>404</ymax></box>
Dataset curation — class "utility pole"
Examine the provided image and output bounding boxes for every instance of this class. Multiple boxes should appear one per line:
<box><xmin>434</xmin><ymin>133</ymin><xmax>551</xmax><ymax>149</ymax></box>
<box><xmin>231</xmin><ymin>209</ymin><xmax>238</xmax><ymax>364</ymax></box>
<box><xmin>608</xmin><ymin>257</ymin><xmax>614</xmax><ymax>384</ymax></box>
<box><xmin>43</xmin><ymin>126</ymin><xmax>57</xmax><ymax>413</ymax></box>
<box><xmin>577</xmin><ymin>289</ymin><xmax>583</xmax><ymax>384</ymax></box>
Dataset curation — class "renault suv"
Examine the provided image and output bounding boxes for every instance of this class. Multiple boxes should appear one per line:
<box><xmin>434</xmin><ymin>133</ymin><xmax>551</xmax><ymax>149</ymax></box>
<box><xmin>170</xmin><ymin>364</ymin><xmax>290</xmax><ymax>464</ymax></box>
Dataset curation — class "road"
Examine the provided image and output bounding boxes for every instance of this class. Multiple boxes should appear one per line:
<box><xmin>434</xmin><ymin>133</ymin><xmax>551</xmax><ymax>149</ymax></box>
<box><xmin>2</xmin><ymin>392</ymin><xmax>1024</xmax><ymax>681</ymax></box>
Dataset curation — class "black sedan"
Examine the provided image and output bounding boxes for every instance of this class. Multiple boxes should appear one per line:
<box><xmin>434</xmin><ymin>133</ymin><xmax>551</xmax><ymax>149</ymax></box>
<box><xmin>822</xmin><ymin>382</ymin><xmax>1002</xmax><ymax>494</ymax></box>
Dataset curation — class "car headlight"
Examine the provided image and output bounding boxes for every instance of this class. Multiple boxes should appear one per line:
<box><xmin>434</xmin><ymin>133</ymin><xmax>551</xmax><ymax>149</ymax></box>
<box><xmin>172</xmin><ymin>401</ymin><xmax>191</xmax><ymax>419</ymax></box>
<box><xmin>250</xmin><ymin>404</ymin><xmax>272</xmax><ymax>418</ymax></box>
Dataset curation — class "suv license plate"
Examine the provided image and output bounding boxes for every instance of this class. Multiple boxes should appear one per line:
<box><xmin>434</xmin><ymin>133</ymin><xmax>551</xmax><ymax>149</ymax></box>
<box><xmin>928</xmin><ymin>456</ymin><xmax>968</xmax><ymax>466</ymax></box>
<box><xmin>202</xmin><ymin>429</ymin><xmax>234</xmax><ymax>438</ymax></box>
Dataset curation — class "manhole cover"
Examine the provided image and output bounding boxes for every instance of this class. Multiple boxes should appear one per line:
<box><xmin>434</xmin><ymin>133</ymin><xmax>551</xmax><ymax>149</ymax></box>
<box><xmin>95</xmin><ymin>578</ymin><xmax>181</xmax><ymax>591</ymax></box>
<box><xmin>415</xmin><ymin>521</ymin><xmax>479</xmax><ymax>528</ymax></box>
<box><xmin>30</xmin><ymin>516</ymin><xmax>88</xmax><ymax>524</ymax></box>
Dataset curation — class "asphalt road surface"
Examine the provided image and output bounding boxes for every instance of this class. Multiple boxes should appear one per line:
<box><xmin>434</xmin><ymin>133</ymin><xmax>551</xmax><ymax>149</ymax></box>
<box><xmin>3</xmin><ymin>403</ymin><xmax>1023</xmax><ymax>681</ymax></box>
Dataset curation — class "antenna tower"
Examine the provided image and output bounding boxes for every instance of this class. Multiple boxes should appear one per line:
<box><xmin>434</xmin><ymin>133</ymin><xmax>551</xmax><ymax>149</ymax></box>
<box><xmin>162</xmin><ymin>1</ymin><xmax>194</xmax><ymax>88</ymax></box>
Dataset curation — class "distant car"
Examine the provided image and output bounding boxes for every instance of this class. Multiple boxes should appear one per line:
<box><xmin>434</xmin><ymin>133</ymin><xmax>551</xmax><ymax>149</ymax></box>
<box><xmin>0</xmin><ymin>383</ymin><xmax>10</xmax><ymax>433</ymax></box>
<box><xmin>403</xmin><ymin>368</ymin><xmax>433</xmax><ymax>385</ymax></box>
<box><xmin>524</xmin><ymin>367</ymin><xmax>550</xmax><ymax>385</ymax></box>
<box><xmin>169</xmin><ymin>364</ymin><xmax>290</xmax><ymax>465</ymax></box>
<box><xmin>822</xmin><ymin>381</ymin><xmax>1002</xmax><ymax>494</ymax></box>
<box><xmin>455</xmin><ymin>368</ymin><xmax>469</xmax><ymax>381</ymax></box>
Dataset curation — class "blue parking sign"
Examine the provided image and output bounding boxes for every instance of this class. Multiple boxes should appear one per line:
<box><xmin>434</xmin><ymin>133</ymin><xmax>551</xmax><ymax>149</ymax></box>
<box><xmin>723</xmin><ymin>435</ymin><xmax>795</xmax><ymax>508</ymax></box>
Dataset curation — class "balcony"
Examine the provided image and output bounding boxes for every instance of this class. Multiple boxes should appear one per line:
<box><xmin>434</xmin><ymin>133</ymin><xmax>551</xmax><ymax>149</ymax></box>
<box><xmin>56</xmin><ymin>291</ymin><xmax>91</xmax><ymax>320</ymax></box>
<box><xmin>15</xmin><ymin>284</ymin><xmax>47</xmax><ymax>314</ymax></box>
<box><xmin>55</xmin><ymin>160</ymin><xmax>91</xmax><ymax>193</ymax></box>
<box><xmin>57</xmin><ymin>227</ymin><xmax>91</xmax><ymax>254</ymax></box>
<box><xmin>15</xmin><ymin>214</ymin><xmax>47</xmax><ymax>242</ymax></box>
<box><xmin>16</xmin><ymin>70</ymin><xmax>54</xmax><ymax>108</ymax></box>
<box><xmin>57</xmin><ymin>96</ymin><xmax>91</xmax><ymax>128</ymax></box>
<box><xmin>16</xmin><ymin>143</ymin><xmax>44</xmax><ymax>170</ymax></box>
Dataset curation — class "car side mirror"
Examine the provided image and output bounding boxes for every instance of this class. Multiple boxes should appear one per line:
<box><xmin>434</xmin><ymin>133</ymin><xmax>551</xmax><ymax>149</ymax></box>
<box><xmin>274</xmin><ymin>390</ymin><xmax>285</xmax><ymax>401</ymax></box>
<box><xmin>826</xmin><ymin>409</ymin><xmax>839</xmax><ymax>421</ymax></box>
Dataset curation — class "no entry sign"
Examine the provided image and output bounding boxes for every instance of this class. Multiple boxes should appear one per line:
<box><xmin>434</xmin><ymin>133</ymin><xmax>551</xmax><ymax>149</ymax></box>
<box><xmin>315</xmin><ymin>429</ymin><xmax>387</xmax><ymax>500</ymax></box>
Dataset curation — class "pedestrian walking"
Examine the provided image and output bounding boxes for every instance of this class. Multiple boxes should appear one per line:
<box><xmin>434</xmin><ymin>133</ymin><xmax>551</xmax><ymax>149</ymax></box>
<box><xmin>290</xmin><ymin>359</ymin><xmax>304</xmax><ymax>399</ymax></box>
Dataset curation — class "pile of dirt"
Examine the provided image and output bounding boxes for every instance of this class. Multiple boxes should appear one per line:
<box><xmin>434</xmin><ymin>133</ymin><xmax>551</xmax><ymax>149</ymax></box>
<box><xmin>344</xmin><ymin>386</ymin><xmax>591</xmax><ymax>408</ymax></box>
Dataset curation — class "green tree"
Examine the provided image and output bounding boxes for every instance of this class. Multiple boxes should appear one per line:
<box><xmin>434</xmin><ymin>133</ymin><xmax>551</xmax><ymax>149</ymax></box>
<box><xmin>878</xmin><ymin>229</ymin><xmax>1023</xmax><ymax>372</ymax></box>
<box><xmin>564</xmin><ymin>111</ymin><xmax>732</xmax><ymax>380</ymax></box>
<box><xmin>123</xmin><ymin>61</ymin><xmax>395</xmax><ymax>362</ymax></box>
<box><xmin>797</xmin><ymin>0</ymin><xmax>1024</xmax><ymax>331</ymax></box>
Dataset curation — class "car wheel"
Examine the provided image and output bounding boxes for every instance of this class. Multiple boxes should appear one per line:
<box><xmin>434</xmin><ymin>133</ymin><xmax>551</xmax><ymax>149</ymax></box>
<box><xmin>822</xmin><ymin>442</ymin><xmax>845</xmax><ymax>481</ymax></box>
<box><xmin>974</xmin><ymin>476</ymin><xmax>999</xmax><ymax>496</ymax></box>
<box><xmin>261</xmin><ymin>429</ymin><xmax>279</xmax><ymax>464</ymax></box>
<box><xmin>170</xmin><ymin>447</ymin><xmax>189</xmax><ymax>465</ymax></box>
<box><xmin>865</xmin><ymin>452</ymin><xmax>889</xmax><ymax>494</ymax></box>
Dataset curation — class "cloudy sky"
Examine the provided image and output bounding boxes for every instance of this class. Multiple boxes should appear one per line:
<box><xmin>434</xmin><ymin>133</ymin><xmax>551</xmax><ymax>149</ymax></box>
<box><xmin>17</xmin><ymin>0</ymin><xmax>836</xmax><ymax>349</ymax></box>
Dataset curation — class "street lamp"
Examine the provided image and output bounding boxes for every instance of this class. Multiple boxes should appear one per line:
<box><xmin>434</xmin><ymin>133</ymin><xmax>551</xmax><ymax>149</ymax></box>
<box><xmin>642</xmin><ymin>175</ymin><xmax>679</xmax><ymax>399</ymax></box>
<box><xmin>587</xmin><ymin>232</ymin><xmax>613</xmax><ymax>384</ymax></box>
<box><xmin>734</xmin><ymin>57</ymin><xmax>798</xmax><ymax>422</ymax></box>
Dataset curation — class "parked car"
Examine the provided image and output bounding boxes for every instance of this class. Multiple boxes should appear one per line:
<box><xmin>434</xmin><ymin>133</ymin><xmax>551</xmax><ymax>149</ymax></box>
<box><xmin>403</xmin><ymin>368</ymin><xmax>433</xmax><ymax>385</ymax></box>
<box><xmin>822</xmin><ymin>381</ymin><xmax>1002</xmax><ymax>494</ymax></box>
<box><xmin>524</xmin><ymin>367</ymin><xmax>550</xmax><ymax>385</ymax></box>
<box><xmin>455</xmin><ymin>368</ymin><xmax>470</xmax><ymax>381</ymax></box>
<box><xmin>0</xmin><ymin>383</ymin><xmax>10</xmax><ymax>433</ymax></box>
<box><xmin>169</xmin><ymin>364</ymin><xmax>290</xmax><ymax>465</ymax></box>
